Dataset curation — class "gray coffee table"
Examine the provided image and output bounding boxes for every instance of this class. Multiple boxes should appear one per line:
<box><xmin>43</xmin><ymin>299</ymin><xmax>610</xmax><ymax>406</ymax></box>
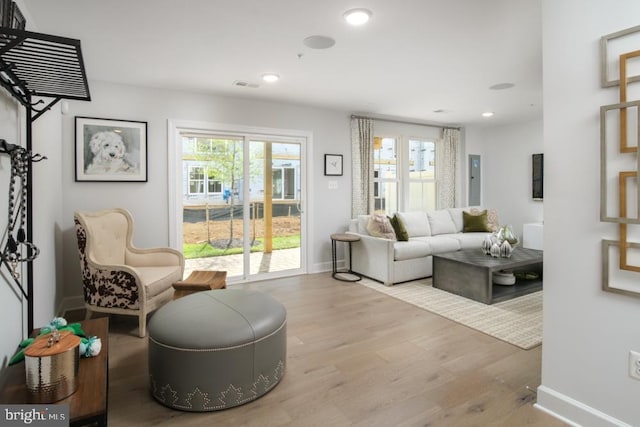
<box><xmin>432</xmin><ymin>248</ymin><xmax>543</xmax><ymax>304</ymax></box>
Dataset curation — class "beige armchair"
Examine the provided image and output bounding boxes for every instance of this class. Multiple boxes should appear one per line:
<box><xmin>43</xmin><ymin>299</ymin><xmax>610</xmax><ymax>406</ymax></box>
<box><xmin>74</xmin><ymin>208</ymin><xmax>184</xmax><ymax>337</ymax></box>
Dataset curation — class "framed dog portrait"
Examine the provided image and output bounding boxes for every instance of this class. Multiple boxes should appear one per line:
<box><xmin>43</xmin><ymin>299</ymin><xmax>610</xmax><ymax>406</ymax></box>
<box><xmin>75</xmin><ymin>116</ymin><xmax>148</xmax><ymax>182</ymax></box>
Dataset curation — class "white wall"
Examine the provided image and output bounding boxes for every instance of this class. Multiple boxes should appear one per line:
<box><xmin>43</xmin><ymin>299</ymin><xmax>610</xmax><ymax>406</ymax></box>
<box><xmin>465</xmin><ymin>120</ymin><xmax>544</xmax><ymax>238</ymax></box>
<box><xmin>60</xmin><ymin>81</ymin><xmax>352</xmax><ymax>302</ymax></box>
<box><xmin>32</xmin><ymin>102</ymin><xmax>63</xmax><ymax>326</ymax></box>
<box><xmin>0</xmin><ymin>1</ymin><xmax>60</xmax><ymax>366</ymax></box>
<box><xmin>537</xmin><ymin>1</ymin><xmax>640</xmax><ymax>425</ymax></box>
<box><xmin>0</xmin><ymin>90</ymin><xmax>25</xmax><ymax>366</ymax></box>
<box><xmin>0</xmin><ymin>98</ymin><xmax>62</xmax><ymax>366</ymax></box>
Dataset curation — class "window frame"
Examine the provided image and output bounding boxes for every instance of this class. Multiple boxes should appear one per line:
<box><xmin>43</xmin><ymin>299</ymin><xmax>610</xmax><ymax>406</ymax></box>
<box><xmin>372</xmin><ymin>134</ymin><xmax>438</xmax><ymax>214</ymax></box>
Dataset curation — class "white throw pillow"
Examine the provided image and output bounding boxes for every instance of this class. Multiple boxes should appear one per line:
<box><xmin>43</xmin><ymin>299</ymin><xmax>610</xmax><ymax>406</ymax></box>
<box><xmin>396</xmin><ymin>211</ymin><xmax>431</xmax><ymax>237</ymax></box>
<box><xmin>427</xmin><ymin>210</ymin><xmax>457</xmax><ymax>235</ymax></box>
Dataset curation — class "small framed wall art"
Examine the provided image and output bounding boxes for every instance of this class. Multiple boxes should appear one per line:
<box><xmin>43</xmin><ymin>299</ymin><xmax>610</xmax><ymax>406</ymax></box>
<box><xmin>324</xmin><ymin>154</ymin><xmax>343</xmax><ymax>176</ymax></box>
<box><xmin>75</xmin><ymin>116</ymin><xmax>148</xmax><ymax>182</ymax></box>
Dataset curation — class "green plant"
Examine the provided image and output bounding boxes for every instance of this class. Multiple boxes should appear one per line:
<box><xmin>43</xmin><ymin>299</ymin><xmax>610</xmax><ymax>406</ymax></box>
<box><xmin>183</xmin><ymin>235</ymin><xmax>300</xmax><ymax>259</ymax></box>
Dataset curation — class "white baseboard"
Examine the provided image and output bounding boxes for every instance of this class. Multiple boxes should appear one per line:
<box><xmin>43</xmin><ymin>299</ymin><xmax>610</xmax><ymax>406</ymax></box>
<box><xmin>310</xmin><ymin>261</ymin><xmax>342</xmax><ymax>274</ymax></box>
<box><xmin>58</xmin><ymin>266</ymin><xmax>341</xmax><ymax>316</ymax></box>
<box><xmin>57</xmin><ymin>267</ymin><xmax>338</xmax><ymax>316</ymax></box>
<box><xmin>535</xmin><ymin>385</ymin><xmax>631</xmax><ymax>427</ymax></box>
<box><xmin>57</xmin><ymin>295</ymin><xmax>85</xmax><ymax>317</ymax></box>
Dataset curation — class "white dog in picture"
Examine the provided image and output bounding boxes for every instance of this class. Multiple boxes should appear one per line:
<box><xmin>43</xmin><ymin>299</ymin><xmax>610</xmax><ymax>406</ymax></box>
<box><xmin>85</xmin><ymin>131</ymin><xmax>135</xmax><ymax>174</ymax></box>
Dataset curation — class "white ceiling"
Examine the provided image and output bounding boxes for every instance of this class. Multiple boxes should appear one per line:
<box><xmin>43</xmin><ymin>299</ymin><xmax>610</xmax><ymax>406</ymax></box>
<box><xmin>22</xmin><ymin>0</ymin><xmax>542</xmax><ymax>127</ymax></box>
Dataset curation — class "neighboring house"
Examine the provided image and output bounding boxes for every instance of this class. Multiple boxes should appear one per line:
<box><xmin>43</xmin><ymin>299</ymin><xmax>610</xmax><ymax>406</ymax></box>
<box><xmin>181</xmin><ymin>136</ymin><xmax>302</xmax><ymax>217</ymax></box>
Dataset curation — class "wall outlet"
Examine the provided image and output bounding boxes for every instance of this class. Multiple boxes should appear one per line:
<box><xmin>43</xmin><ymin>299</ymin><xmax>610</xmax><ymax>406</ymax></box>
<box><xmin>629</xmin><ymin>351</ymin><xmax>640</xmax><ymax>380</ymax></box>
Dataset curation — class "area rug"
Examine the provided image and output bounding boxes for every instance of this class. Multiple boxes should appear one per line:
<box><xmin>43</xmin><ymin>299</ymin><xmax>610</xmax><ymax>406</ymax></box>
<box><xmin>357</xmin><ymin>277</ymin><xmax>542</xmax><ymax>350</ymax></box>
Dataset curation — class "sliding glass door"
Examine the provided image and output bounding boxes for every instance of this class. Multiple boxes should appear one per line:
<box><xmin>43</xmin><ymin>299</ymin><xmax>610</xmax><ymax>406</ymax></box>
<box><xmin>246</xmin><ymin>140</ymin><xmax>302</xmax><ymax>276</ymax></box>
<box><xmin>178</xmin><ymin>129</ymin><xmax>305</xmax><ymax>282</ymax></box>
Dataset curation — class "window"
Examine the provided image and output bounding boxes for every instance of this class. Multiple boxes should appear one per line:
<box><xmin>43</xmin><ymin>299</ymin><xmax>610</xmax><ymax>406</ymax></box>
<box><xmin>283</xmin><ymin>168</ymin><xmax>296</xmax><ymax>199</ymax></box>
<box><xmin>207</xmin><ymin>174</ymin><xmax>222</xmax><ymax>194</ymax></box>
<box><xmin>272</xmin><ymin>167</ymin><xmax>296</xmax><ymax>200</ymax></box>
<box><xmin>273</xmin><ymin>169</ymin><xmax>283</xmax><ymax>199</ymax></box>
<box><xmin>408</xmin><ymin>139</ymin><xmax>436</xmax><ymax>211</ymax></box>
<box><xmin>373</xmin><ymin>137</ymin><xmax>398</xmax><ymax>214</ymax></box>
<box><xmin>188</xmin><ymin>166</ymin><xmax>205</xmax><ymax>195</ymax></box>
<box><xmin>188</xmin><ymin>166</ymin><xmax>223</xmax><ymax>196</ymax></box>
<box><xmin>372</xmin><ymin>136</ymin><xmax>437</xmax><ymax>214</ymax></box>
<box><xmin>182</xmin><ymin>135</ymin><xmax>244</xmax><ymax>200</ymax></box>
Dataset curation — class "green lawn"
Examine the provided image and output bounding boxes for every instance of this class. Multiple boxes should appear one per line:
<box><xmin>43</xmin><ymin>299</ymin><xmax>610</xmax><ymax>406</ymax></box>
<box><xmin>183</xmin><ymin>235</ymin><xmax>300</xmax><ymax>259</ymax></box>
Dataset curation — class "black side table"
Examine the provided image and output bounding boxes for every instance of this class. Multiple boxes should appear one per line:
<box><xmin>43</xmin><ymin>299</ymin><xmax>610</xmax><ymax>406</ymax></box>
<box><xmin>330</xmin><ymin>233</ymin><xmax>362</xmax><ymax>282</ymax></box>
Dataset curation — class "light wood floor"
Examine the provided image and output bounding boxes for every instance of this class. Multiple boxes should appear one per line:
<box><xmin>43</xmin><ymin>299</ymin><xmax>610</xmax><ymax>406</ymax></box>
<box><xmin>71</xmin><ymin>272</ymin><xmax>566</xmax><ymax>426</ymax></box>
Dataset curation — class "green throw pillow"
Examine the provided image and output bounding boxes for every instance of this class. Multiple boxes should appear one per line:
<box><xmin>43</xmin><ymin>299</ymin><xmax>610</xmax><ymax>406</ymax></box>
<box><xmin>463</xmin><ymin>210</ymin><xmax>491</xmax><ymax>232</ymax></box>
<box><xmin>389</xmin><ymin>215</ymin><xmax>409</xmax><ymax>241</ymax></box>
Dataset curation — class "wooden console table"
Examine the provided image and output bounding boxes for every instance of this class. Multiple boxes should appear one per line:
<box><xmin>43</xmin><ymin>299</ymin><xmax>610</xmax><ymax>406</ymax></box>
<box><xmin>0</xmin><ymin>317</ymin><xmax>109</xmax><ymax>426</ymax></box>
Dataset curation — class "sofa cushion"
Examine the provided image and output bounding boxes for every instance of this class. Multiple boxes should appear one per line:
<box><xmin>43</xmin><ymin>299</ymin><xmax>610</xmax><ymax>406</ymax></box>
<box><xmin>396</xmin><ymin>211</ymin><xmax>431</xmax><ymax>237</ymax></box>
<box><xmin>420</xmin><ymin>235</ymin><xmax>461</xmax><ymax>253</ymax></box>
<box><xmin>442</xmin><ymin>232</ymin><xmax>489</xmax><ymax>250</ymax></box>
<box><xmin>367</xmin><ymin>214</ymin><xmax>396</xmax><ymax>240</ymax></box>
<box><xmin>356</xmin><ymin>215</ymin><xmax>370</xmax><ymax>235</ymax></box>
<box><xmin>390</xmin><ymin>214</ymin><xmax>409</xmax><ymax>241</ymax></box>
<box><xmin>137</xmin><ymin>266</ymin><xmax>184</xmax><ymax>298</ymax></box>
<box><xmin>427</xmin><ymin>210</ymin><xmax>457</xmax><ymax>235</ymax></box>
<box><xmin>393</xmin><ymin>240</ymin><xmax>432</xmax><ymax>261</ymax></box>
<box><xmin>447</xmin><ymin>208</ymin><xmax>465</xmax><ymax>232</ymax></box>
<box><xmin>463</xmin><ymin>210</ymin><xmax>492</xmax><ymax>232</ymax></box>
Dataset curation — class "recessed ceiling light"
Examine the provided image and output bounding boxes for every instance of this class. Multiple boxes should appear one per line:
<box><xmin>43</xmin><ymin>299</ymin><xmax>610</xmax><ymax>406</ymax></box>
<box><xmin>303</xmin><ymin>35</ymin><xmax>336</xmax><ymax>49</ymax></box>
<box><xmin>482</xmin><ymin>112</ymin><xmax>494</xmax><ymax>118</ymax></box>
<box><xmin>489</xmin><ymin>82</ymin><xmax>515</xmax><ymax>90</ymax></box>
<box><xmin>344</xmin><ymin>8</ymin><xmax>372</xmax><ymax>26</ymax></box>
<box><xmin>262</xmin><ymin>73</ymin><xmax>280</xmax><ymax>83</ymax></box>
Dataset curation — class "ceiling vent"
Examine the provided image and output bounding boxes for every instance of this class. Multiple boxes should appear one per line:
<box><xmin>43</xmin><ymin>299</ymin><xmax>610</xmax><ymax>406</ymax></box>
<box><xmin>233</xmin><ymin>80</ymin><xmax>259</xmax><ymax>88</ymax></box>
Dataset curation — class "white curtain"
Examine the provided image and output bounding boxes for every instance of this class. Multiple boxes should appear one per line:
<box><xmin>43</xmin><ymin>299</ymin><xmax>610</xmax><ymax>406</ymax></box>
<box><xmin>436</xmin><ymin>128</ymin><xmax>460</xmax><ymax>209</ymax></box>
<box><xmin>351</xmin><ymin>118</ymin><xmax>374</xmax><ymax>216</ymax></box>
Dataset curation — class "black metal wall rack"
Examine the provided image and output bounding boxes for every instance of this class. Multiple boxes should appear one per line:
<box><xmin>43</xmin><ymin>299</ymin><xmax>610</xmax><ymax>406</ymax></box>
<box><xmin>0</xmin><ymin>27</ymin><xmax>90</xmax><ymax>331</ymax></box>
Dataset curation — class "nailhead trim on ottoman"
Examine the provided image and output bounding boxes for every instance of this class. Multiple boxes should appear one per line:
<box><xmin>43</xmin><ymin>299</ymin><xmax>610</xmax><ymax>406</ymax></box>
<box><xmin>148</xmin><ymin>289</ymin><xmax>287</xmax><ymax>411</ymax></box>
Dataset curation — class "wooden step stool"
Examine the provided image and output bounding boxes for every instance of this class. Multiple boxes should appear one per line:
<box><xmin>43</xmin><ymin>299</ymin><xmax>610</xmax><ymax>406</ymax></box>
<box><xmin>172</xmin><ymin>270</ymin><xmax>227</xmax><ymax>299</ymax></box>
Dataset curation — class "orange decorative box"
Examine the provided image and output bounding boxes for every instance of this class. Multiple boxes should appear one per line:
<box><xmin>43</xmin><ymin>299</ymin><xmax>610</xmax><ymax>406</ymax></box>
<box><xmin>24</xmin><ymin>330</ymin><xmax>81</xmax><ymax>403</ymax></box>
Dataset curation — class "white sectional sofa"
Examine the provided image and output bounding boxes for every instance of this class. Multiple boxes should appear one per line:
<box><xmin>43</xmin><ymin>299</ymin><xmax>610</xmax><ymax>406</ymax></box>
<box><xmin>347</xmin><ymin>208</ymin><xmax>494</xmax><ymax>285</ymax></box>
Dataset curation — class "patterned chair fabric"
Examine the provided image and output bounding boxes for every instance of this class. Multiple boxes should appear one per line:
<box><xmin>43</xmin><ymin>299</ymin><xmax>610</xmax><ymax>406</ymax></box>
<box><xmin>74</xmin><ymin>208</ymin><xmax>184</xmax><ymax>337</ymax></box>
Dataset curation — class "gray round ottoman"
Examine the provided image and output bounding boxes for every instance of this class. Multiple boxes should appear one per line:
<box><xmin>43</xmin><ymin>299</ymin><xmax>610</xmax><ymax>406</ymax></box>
<box><xmin>148</xmin><ymin>289</ymin><xmax>287</xmax><ymax>411</ymax></box>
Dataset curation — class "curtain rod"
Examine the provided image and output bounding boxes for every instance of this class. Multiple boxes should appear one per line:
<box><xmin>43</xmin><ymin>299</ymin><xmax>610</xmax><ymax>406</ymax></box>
<box><xmin>350</xmin><ymin>114</ymin><xmax>460</xmax><ymax>131</ymax></box>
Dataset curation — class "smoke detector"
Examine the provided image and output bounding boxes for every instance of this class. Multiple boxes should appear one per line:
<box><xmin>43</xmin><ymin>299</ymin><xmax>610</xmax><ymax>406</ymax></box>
<box><xmin>233</xmin><ymin>80</ymin><xmax>259</xmax><ymax>88</ymax></box>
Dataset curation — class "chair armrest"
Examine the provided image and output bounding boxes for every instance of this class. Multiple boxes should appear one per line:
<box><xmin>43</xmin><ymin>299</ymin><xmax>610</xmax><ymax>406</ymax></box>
<box><xmin>125</xmin><ymin>247</ymin><xmax>184</xmax><ymax>269</ymax></box>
